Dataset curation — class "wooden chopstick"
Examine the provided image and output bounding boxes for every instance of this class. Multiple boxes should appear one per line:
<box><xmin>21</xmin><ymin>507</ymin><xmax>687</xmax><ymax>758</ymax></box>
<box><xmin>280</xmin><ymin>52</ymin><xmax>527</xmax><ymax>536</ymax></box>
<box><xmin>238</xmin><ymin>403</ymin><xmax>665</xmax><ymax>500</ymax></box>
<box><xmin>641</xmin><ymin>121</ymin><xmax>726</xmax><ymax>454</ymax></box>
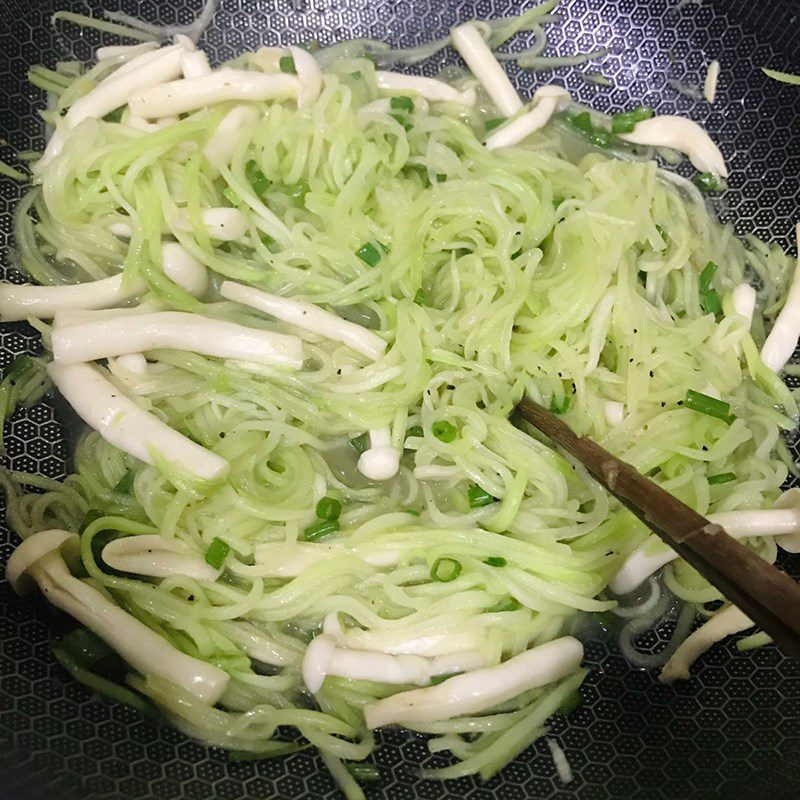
<box><xmin>514</xmin><ymin>396</ymin><xmax>800</xmax><ymax>662</ymax></box>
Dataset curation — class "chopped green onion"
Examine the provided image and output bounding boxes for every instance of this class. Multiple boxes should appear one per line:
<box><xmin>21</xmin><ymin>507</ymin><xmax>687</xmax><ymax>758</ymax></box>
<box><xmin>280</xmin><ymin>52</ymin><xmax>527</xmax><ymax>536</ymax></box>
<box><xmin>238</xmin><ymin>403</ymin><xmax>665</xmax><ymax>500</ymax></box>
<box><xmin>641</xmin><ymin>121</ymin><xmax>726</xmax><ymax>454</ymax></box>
<box><xmin>245</xmin><ymin>160</ymin><xmax>270</xmax><ymax>196</ymax></box>
<box><xmin>684</xmin><ymin>389</ymin><xmax>733</xmax><ymax>422</ymax></box>
<box><xmin>655</xmin><ymin>224</ymin><xmax>669</xmax><ymax>242</ymax></box>
<box><xmin>430</xmin><ymin>673</ymin><xmax>460</xmax><ymax>685</ymax></box>
<box><xmin>761</xmin><ymin>68</ymin><xmax>800</xmax><ymax>85</ymax></box>
<box><xmin>484</xmin><ymin>556</ymin><xmax>507</xmax><ymax>567</ymax></box>
<box><xmin>588</xmin><ymin>128</ymin><xmax>612</xmax><ymax>148</ymax></box>
<box><xmin>390</xmin><ymin>95</ymin><xmax>414</xmax><ymax>112</ymax></box>
<box><xmin>350</xmin><ymin>432</ymin><xmax>370</xmax><ymax>454</ymax></box>
<box><xmin>549</xmin><ymin>395</ymin><xmax>570</xmax><ymax>414</ymax></box>
<box><xmin>390</xmin><ymin>112</ymin><xmax>413</xmax><ymax>131</ymax></box>
<box><xmin>569</xmin><ymin>111</ymin><xmax>592</xmax><ymax>132</ymax></box>
<box><xmin>222</xmin><ymin>186</ymin><xmax>238</xmax><ymax>205</ymax></box>
<box><xmin>5</xmin><ymin>354</ymin><xmax>32</xmax><ymax>382</ymax></box>
<box><xmin>204</xmin><ymin>537</ymin><xmax>230</xmax><ymax>569</ymax></box>
<box><xmin>693</xmin><ymin>172</ymin><xmax>721</xmax><ymax>192</ymax></box>
<box><xmin>430</xmin><ymin>557</ymin><xmax>462</xmax><ymax>582</ymax></box>
<box><xmin>304</xmin><ymin>519</ymin><xmax>339</xmax><ymax>542</ymax></box>
<box><xmin>279</xmin><ymin>55</ymin><xmax>297</xmax><ymax>74</ymax></box>
<box><xmin>435</xmin><ymin>173</ymin><xmax>447</xmax><ymax>182</ymax></box>
<box><xmin>485</xmin><ymin>117</ymin><xmax>505</xmax><ymax>131</ymax></box>
<box><xmin>468</xmin><ymin>484</ymin><xmax>495</xmax><ymax>508</ymax></box>
<box><xmin>114</xmin><ymin>470</ymin><xmax>135</xmax><ymax>494</ymax></box>
<box><xmin>355</xmin><ymin>242</ymin><xmax>382</xmax><ymax>267</ymax></box>
<box><xmin>701</xmin><ymin>288</ymin><xmax>722</xmax><ymax>315</ymax></box>
<box><xmin>610</xmin><ymin>106</ymin><xmax>654</xmax><ymax>134</ymax></box>
<box><xmin>699</xmin><ymin>260</ymin><xmax>717</xmax><ymax>292</ymax></box>
<box><xmin>315</xmin><ymin>497</ymin><xmax>341</xmax><ymax>521</ymax></box>
<box><xmin>431</xmin><ymin>420</ymin><xmax>457</xmax><ymax>443</ymax></box>
<box><xmin>708</xmin><ymin>472</ymin><xmax>736</xmax><ymax>485</ymax></box>
<box><xmin>405</xmin><ymin>425</ymin><xmax>423</xmax><ymax>440</ymax></box>
<box><xmin>346</xmin><ymin>763</ymin><xmax>380</xmax><ymax>782</ymax></box>
<box><xmin>699</xmin><ymin>262</ymin><xmax>722</xmax><ymax>315</ymax></box>
<box><xmin>413</xmin><ymin>288</ymin><xmax>425</xmax><ymax>305</ymax></box>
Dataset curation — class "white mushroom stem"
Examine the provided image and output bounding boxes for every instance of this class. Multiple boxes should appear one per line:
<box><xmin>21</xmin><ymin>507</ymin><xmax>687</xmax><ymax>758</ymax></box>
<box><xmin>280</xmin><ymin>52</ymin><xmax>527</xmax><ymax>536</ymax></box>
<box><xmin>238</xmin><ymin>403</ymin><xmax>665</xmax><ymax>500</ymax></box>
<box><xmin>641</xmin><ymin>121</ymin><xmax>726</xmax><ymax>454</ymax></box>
<box><xmin>161</xmin><ymin>242</ymin><xmax>209</xmax><ymax>296</ymax></box>
<box><xmin>485</xmin><ymin>86</ymin><xmax>572</xmax><ymax>150</ymax></box>
<box><xmin>357</xmin><ymin>427</ymin><xmax>401</xmax><ymax>481</ymax></box>
<box><xmin>375</xmin><ymin>71</ymin><xmax>476</xmax><ymax>106</ymax></box>
<box><xmin>0</xmin><ymin>242</ymin><xmax>206</xmax><ymax>322</ymax></box>
<box><xmin>6</xmin><ymin>530</ymin><xmax>229</xmax><ymax>704</ymax></box>
<box><xmin>129</xmin><ymin>68</ymin><xmax>299</xmax><ymax>119</ymax></box>
<box><xmin>101</xmin><ymin>535</ymin><xmax>220</xmax><ymax>580</ymax></box>
<box><xmin>181</xmin><ymin>49</ymin><xmax>212</xmax><ymax>79</ymax></box>
<box><xmin>611</xmin><ymin>490</ymin><xmax>800</xmax><ymax>594</ymax></box>
<box><xmin>364</xmin><ymin>636</ymin><xmax>584</xmax><ymax>728</ymax></box>
<box><xmin>760</xmin><ymin>223</ymin><xmax>800</xmax><ymax>373</ymax></box>
<box><xmin>220</xmin><ymin>281</ymin><xmax>386</xmax><ymax>360</ymax></box>
<box><xmin>704</xmin><ymin>60</ymin><xmax>720</xmax><ymax>104</ymax></box>
<box><xmin>660</xmin><ymin>605</ymin><xmax>753</xmax><ymax>683</ymax></box>
<box><xmin>619</xmin><ymin>115</ymin><xmax>728</xmax><ymax>178</ymax></box>
<box><xmin>289</xmin><ymin>46</ymin><xmax>323</xmax><ymax>109</ymax></box>
<box><xmin>39</xmin><ymin>44</ymin><xmax>187</xmax><ymax>168</ymax></box>
<box><xmin>732</xmin><ymin>283</ymin><xmax>756</xmax><ymax>326</ymax></box>
<box><xmin>113</xmin><ymin>353</ymin><xmax>149</xmax><ymax>375</ymax></box>
<box><xmin>0</xmin><ymin>275</ymin><xmax>138</xmax><ymax>322</ymax></box>
<box><xmin>174</xmin><ymin>207</ymin><xmax>249</xmax><ymax>241</ymax></box>
<box><xmin>47</xmin><ymin>362</ymin><xmax>229</xmax><ymax>482</ymax></box>
<box><xmin>604</xmin><ymin>401</ymin><xmax>625</xmax><ymax>426</ymax></box>
<box><xmin>323</xmin><ymin>613</ymin><xmax>483</xmax><ymax>657</ymax></box>
<box><xmin>253</xmin><ymin>541</ymin><xmax>401</xmax><ymax>578</ymax></box>
<box><xmin>51</xmin><ymin>310</ymin><xmax>304</xmax><ymax>370</ymax></box>
<box><xmin>302</xmin><ymin>633</ymin><xmax>485</xmax><ymax>694</ymax></box>
<box><xmin>108</xmin><ymin>353</ymin><xmax>150</xmax><ymax>390</ymax></box>
<box><xmin>450</xmin><ymin>22</ymin><xmax>522</xmax><ymax>116</ymax></box>
<box><xmin>202</xmin><ymin>105</ymin><xmax>259</xmax><ymax>166</ymax></box>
